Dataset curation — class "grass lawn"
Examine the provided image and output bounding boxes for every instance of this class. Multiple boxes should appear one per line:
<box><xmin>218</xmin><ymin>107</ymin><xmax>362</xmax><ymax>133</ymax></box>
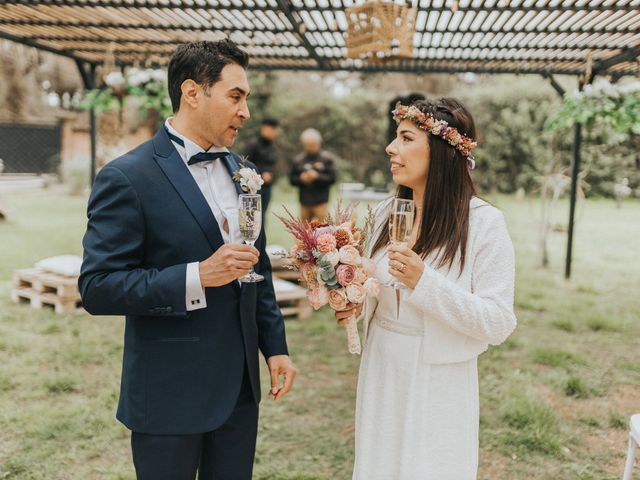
<box><xmin>0</xmin><ymin>182</ymin><xmax>638</xmax><ymax>479</ymax></box>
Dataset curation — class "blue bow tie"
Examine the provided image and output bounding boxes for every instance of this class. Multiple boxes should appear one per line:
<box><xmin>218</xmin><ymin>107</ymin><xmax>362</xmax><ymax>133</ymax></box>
<box><xmin>187</xmin><ymin>151</ymin><xmax>229</xmax><ymax>166</ymax></box>
<box><xmin>165</xmin><ymin>128</ymin><xmax>229</xmax><ymax>166</ymax></box>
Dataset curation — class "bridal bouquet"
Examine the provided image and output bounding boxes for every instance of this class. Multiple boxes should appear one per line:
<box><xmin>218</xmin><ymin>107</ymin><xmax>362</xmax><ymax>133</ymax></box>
<box><xmin>275</xmin><ymin>203</ymin><xmax>380</xmax><ymax>354</ymax></box>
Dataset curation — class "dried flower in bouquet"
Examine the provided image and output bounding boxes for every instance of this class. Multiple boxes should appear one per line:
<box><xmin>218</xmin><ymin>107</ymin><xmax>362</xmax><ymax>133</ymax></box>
<box><xmin>274</xmin><ymin>202</ymin><xmax>379</xmax><ymax>354</ymax></box>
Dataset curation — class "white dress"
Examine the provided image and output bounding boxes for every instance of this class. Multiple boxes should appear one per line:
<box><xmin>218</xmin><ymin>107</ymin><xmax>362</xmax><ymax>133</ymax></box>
<box><xmin>353</xmin><ymin>197</ymin><xmax>517</xmax><ymax>480</ymax></box>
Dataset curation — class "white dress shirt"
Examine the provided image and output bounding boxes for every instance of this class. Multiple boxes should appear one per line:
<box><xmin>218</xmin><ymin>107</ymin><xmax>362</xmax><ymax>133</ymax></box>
<box><xmin>165</xmin><ymin>118</ymin><xmax>242</xmax><ymax>311</ymax></box>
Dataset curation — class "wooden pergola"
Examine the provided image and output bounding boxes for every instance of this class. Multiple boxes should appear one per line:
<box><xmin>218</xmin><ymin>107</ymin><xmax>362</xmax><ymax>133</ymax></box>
<box><xmin>1</xmin><ymin>0</ymin><xmax>639</xmax><ymax>278</ymax></box>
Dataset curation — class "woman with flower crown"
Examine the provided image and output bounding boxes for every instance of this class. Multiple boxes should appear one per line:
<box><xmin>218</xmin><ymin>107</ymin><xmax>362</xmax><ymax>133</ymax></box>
<box><xmin>336</xmin><ymin>98</ymin><xmax>517</xmax><ymax>479</ymax></box>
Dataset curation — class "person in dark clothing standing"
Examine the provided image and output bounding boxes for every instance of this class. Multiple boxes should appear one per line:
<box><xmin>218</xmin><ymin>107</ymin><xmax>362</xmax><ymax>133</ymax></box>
<box><xmin>288</xmin><ymin>128</ymin><xmax>337</xmax><ymax>222</ymax></box>
<box><xmin>243</xmin><ymin>117</ymin><xmax>279</xmax><ymax>215</ymax></box>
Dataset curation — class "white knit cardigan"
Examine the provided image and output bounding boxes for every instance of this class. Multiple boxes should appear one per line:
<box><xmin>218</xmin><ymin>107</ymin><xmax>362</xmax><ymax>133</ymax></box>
<box><xmin>362</xmin><ymin>196</ymin><xmax>517</xmax><ymax>364</ymax></box>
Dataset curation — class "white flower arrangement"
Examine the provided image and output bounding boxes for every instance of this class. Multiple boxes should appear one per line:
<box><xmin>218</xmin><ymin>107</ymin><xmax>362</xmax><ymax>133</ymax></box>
<box><xmin>233</xmin><ymin>166</ymin><xmax>264</xmax><ymax>194</ymax></box>
<box><xmin>104</xmin><ymin>71</ymin><xmax>126</xmax><ymax>88</ymax></box>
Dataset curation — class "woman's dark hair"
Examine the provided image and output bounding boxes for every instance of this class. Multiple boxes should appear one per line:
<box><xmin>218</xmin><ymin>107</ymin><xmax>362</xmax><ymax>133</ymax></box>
<box><xmin>167</xmin><ymin>40</ymin><xmax>250</xmax><ymax>113</ymax></box>
<box><xmin>371</xmin><ymin>97</ymin><xmax>478</xmax><ymax>273</ymax></box>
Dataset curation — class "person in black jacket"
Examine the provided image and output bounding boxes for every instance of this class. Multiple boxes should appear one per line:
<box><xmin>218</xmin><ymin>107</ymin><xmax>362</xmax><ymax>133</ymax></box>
<box><xmin>242</xmin><ymin>117</ymin><xmax>279</xmax><ymax>216</ymax></box>
<box><xmin>288</xmin><ymin>128</ymin><xmax>337</xmax><ymax>221</ymax></box>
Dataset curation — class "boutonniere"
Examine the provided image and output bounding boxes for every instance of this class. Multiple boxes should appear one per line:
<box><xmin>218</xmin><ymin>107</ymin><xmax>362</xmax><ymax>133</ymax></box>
<box><xmin>232</xmin><ymin>157</ymin><xmax>264</xmax><ymax>194</ymax></box>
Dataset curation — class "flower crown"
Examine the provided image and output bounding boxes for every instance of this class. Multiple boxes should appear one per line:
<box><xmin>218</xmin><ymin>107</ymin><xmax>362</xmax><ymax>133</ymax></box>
<box><xmin>392</xmin><ymin>102</ymin><xmax>477</xmax><ymax>169</ymax></box>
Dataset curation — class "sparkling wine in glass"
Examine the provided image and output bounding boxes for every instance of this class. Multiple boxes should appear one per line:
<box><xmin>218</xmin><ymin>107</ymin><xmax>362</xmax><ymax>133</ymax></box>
<box><xmin>238</xmin><ymin>194</ymin><xmax>264</xmax><ymax>283</ymax></box>
<box><xmin>387</xmin><ymin>198</ymin><xmax>415</xmax><ymax>290</ymax></box>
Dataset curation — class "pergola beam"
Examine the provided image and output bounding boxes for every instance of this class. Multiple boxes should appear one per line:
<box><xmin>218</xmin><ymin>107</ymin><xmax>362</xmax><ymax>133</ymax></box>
<box><xmin>1</xmin><ymin>19</ymin><xmax>637</xmax><ymax>36</ymax></box>
<box><xmin>81</xmin><ymin>58</ymin><xmax>595</xmax><ymax>76</ymax></box>
<box><xmin>0</xmin><ymin>27</ymin><xmax>94</xmax><ymax>64</ymax></box>
<box><xmin>5</xmin><ymin>0</ymin><xmax>639</xmax><ymax>13</ymax></box>
<box><xmin>273</xmin><ymin>0</ymin><xmax>326</xmax><ymax>69</ymax></box>
<box><xmin>251</xmin><ymin>64</ymin><xmax>588</xmax><ymax>76</ymax></box>
<box><xmin>68</xmin><ymin>47</ymin><xmax>622</xmax><ymax>65</ymax></box>
<box><xmin>591</xmin><ymin>44</ymin><xmax>640</xmax><ymax>75</ymax></box>
<box><xmin>28</xmin><ymin>36</ymin><xmax>634</xmax><ymax>53</ymax></box>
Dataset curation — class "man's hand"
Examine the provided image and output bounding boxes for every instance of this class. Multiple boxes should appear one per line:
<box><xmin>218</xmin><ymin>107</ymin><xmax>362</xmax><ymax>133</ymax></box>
<box><xmin>300</xmin><ymin>170</ymin><xmax>319</xmax><ymax>184</ymax></box>
<box><xmin>299</xmin><ymin>171</ymin><xmax>313</xmax><ymax>184</ymax></box>
<box><xmin>267</xmin><ymin>355</ymin><xmax>297</xmax><ymax>400</ymax></box>
<box><xmin>199</xmin><ymin>244</ymin><xmax>259</xmax><ymax>287</ymax></box>
<box><xmin>306</xmin><ymin>170</ymin><xmax>319</xmax><ymax>181</ymax></box>
<box><xmin>261</xmin><ymin>172</ymin><xmax>273</xmax><ymax>185</ymax></box>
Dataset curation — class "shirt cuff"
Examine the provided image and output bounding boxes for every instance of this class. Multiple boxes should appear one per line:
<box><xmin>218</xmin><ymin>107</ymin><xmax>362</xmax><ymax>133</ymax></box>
<box><xmin>185</xmin><ymin>262</ymin><xmax>207</xmax><ymax>311</ymax></box>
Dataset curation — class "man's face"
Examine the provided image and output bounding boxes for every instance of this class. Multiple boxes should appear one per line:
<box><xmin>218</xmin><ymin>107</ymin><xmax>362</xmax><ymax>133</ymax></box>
<box><xmin>197</xmin><ymin>63</ymin><xmax>250</xmax><ymax>147</ymax></box>
<box><xmin>302</xmin><ymin>138</ymin><xmax>321</xmax><ymax>154</ymax></box>
<box><xmin>260</xmin><ymin>125</ymin><xmax>279</xmax><ymax>141</ymax></box>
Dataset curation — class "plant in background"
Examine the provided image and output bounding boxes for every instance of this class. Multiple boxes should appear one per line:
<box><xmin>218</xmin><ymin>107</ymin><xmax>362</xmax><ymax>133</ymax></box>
<box><xmin>545</xmin><ymin>79</ymin><xmax>640</xmax><ymax>138</ymax></box>
<box><xmin>79</xmin><ymin>67</ymin><xmax>171</xmax><ymax>119</ymax></box>
<box><xmin>545</xmin><ymin>79</ymin><xmax>640</xmax><ymax>198</ymax></box>
<box><xmin>126</xmin><ymin>68</ymin><xmax>172</xmax><ymax>119</ymax></box>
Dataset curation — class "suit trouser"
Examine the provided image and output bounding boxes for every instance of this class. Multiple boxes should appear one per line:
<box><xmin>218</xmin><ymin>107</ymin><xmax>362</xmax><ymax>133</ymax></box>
<box><xmin>131</xmin><ymin>367</ymin><xmax>258</xmax><ymax>480</ymax></box>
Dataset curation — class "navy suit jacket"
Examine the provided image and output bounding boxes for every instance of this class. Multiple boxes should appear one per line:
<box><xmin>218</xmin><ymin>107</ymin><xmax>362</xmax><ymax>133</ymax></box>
<box><xmin>78</xmin><ymin>128</ymin><xmax>288</xmax><ymax>435</ymax></box>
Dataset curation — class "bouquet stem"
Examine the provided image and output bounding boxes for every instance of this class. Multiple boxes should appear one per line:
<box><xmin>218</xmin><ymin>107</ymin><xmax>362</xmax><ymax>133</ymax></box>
<box><xmin>345</xmin><ymin>315</ymin><xmax>361</xmax><ymax>355</ymax></box>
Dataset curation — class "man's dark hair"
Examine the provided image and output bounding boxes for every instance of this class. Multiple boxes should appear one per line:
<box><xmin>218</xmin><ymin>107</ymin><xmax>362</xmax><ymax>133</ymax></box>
<box><xmin>261</xmin><ymin>117</ymin><xmax>279</xmax><ymax>127</ymax></box>
<box><xmin>167</xmin><ymin>40</ymin><xmax>250</xmax><ymax>113</ymax></box>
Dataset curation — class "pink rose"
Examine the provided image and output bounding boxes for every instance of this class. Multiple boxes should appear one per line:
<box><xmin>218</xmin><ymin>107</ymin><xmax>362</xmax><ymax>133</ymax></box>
<box><xmin>336</xmin><ymin>264</ymin><xmax>356</xmax><ymax>287</ymax></box>
<box><xmin>354</xmin><ymin>267</ymin><xmax>367</xmax><ymax>284</ymax></box>
<box><xmin>364</xmin><ymin>277</ymin><xmax>381</xmax><ymax>297</ymax></box>
<box><xmin>346</xmin><ymin>283</ymin><xmax>366</xmax><ymax>304</ymax></box>
<box><xmin>306</xmin><ymin>285</ymin><xmax>328</xmax><ymax>310</ymax></box>
<box><xmin>327</xmin><ymin>288</ymin><xmax>348</xmax><ymax>311</ymax></box>
<box><xmin>338</xmin><ymin>245</ymin><xmax>361</xmax><ymax>266</ymax></box>
<box><xmin>316</xmin><ymin>233</ymin><xmax>337</xmax><ymax>253</ymax></box>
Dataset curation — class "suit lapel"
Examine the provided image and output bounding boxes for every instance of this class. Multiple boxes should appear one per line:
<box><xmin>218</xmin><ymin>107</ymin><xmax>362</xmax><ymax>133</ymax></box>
<box><xmin>222</xmin><ymin>153</ymin><xmax>244</xmax><ymax>195</ymax></box>
<box><xmin>152</xmin><ymin>130</ymin><xmax>225</xmax><ymax>253</ymax></box>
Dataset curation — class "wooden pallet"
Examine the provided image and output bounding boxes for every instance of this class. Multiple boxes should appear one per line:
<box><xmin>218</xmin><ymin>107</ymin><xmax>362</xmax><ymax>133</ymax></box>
<box><xmin>11</xmin><ymin>288</ymin><xmax>84</xmax><ymax>314</ymax></box>
<box><xmin>11</xmin><ymin>268</ymin><xmax>83</xmax><ymax>314</ymax></box>
<box><xmin>273</xmin><ymin>278</ymin><xmax>311</xmax><ymax>320</ymax></box>
<box><xmin>13</xmin><ymin>268</ymin><xmax>80</xmax><ymax>298</ymax></box>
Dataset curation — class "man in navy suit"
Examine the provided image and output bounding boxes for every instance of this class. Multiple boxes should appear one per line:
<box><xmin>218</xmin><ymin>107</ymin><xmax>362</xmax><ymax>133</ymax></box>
<box><xmin>79</xmin><ymin>40</ymin><xmax>296</xmax><ymax>480</ymax></box>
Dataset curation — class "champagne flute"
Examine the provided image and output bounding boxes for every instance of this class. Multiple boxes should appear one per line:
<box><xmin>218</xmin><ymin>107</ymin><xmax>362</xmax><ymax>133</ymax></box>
<box><xmin>387</xmin><ymin>198</ymin><xmax>415</xmax><ymax>290</ymax></box>
<box><xmin>238</xmin><ymin>194</ymin><xmax>264</xmax><ymax>283</ymax></box>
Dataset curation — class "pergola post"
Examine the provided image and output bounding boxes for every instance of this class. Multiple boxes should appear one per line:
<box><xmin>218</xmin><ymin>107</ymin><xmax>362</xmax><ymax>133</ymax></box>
<box><xmin>75</xmin><ymin>60</ymin><xmax>98</xmax><ymax>186</ymax></box>
<box><xmin>565</xmin><ymin>118</ymin><xmax>582</xmax><ymax>279</ymax></box>
<box><xmin>564</xmin><ymin>75</ymin><xmax>592</xmax><ymax>280</ymax></box>
<box><xmin>542</xmin><ymin>72</ymin><xmax>565</xmax><ymax>97</ymax></box>
<box><xmin>89</xmin><ymin>65</ymin><xmax>97</xmax><ymax>187</ymax></box>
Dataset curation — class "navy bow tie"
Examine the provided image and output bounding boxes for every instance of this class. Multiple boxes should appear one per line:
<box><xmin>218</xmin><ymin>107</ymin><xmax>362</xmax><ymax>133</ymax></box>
<box><xmin>165</xmin><ymin>128</ymin><xmax>229</xmax><ymax>166</ymax></box>
<box><xmin>187</xmin><ymin>151</ymin><xmax>229</xmax><ymax>166</ymax></box>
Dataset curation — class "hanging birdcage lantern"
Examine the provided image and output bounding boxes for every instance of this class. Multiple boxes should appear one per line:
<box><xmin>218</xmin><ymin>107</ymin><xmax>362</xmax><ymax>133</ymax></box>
<box><xmin>344</xmin><ymin>1</ymin><xmax>416</xmax><ymax>63</ymax></box>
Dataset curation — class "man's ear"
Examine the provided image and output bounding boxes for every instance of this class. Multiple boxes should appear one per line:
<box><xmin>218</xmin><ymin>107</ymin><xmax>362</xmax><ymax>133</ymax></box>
<box><xmin>180</xmin><ymin>79</ymin><xmax>199</xmax><ymax>110</ymax></box>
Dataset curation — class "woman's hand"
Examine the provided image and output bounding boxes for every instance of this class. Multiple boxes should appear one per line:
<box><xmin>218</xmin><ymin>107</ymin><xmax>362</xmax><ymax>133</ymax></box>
<box><xmin>335</xmin><ymin>302</ymin><xmax>363</xmax><ymax>326</ymax></box>
<box><xmin>388</xmin><ymin>244</ymin><xmax>424</xmax><ymax>289</ymax></box>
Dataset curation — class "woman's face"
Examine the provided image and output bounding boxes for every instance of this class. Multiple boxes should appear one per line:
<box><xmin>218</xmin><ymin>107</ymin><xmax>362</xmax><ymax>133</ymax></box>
<box><xmin>386</xmin><ymin>120</ymin><xmax>430</xmax><ymax>191</ymax></box>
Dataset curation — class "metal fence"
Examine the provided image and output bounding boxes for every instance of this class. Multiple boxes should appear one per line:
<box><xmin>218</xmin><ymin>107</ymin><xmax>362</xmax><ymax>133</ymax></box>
<box><xmin>0</xmin><ymin>121</ymin><xmax>62</xmax><ymax>174</ymax></box>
